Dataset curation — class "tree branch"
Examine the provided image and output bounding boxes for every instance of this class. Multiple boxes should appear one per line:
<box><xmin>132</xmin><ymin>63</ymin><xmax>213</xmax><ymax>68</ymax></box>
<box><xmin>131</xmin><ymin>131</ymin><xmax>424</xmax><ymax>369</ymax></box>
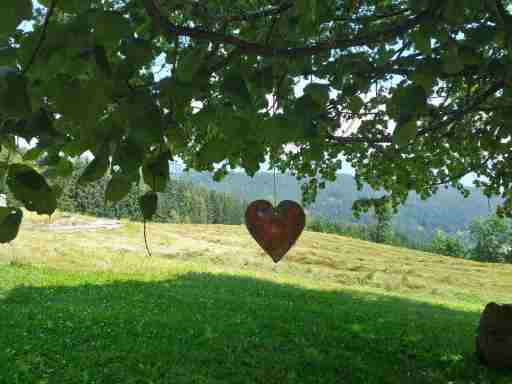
<box><xmin>432</xmin><ymin>156</ymin><xmax>492</xmax><ymax>187</ymax></box>
<box><xmin>142</xmin><ymin>0</ymin><xmax>431</xmax><ymax>57</ymax></box>
<box><xmin>23</xmin><ymin>0</ymin><xmax>58</xmax><ymax>75</ymax></box>
<box><xmin>327</xmin><ymin>133</ymin><xmax>392</xmax><ymax>145</ymax></box>
<box><xmin>332</xmin><ymin>7</ymin><xmax>411</xmax><ymax>22</ymax></box>
<box><xmin>416</xmin><ymin>80</ymin><xmax>505</xmax><ymax>139</ymax></box>
<box><xmin>326</xmin><ymin>79</ymin><xmax>504</xmax><ymax>147</ymax></box>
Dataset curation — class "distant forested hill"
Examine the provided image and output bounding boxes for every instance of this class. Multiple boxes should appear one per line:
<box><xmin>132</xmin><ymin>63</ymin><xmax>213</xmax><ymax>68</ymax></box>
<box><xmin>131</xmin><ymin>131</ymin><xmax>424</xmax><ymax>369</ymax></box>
<box><xmin>177</xmin><ymin>171</ymin><xmax>502</xmax><ymax>241</ymax></box>
<box><xmin>4</xmin><ymin>162</ymin><xmax>247</xmax><ymax>226</ymax></box>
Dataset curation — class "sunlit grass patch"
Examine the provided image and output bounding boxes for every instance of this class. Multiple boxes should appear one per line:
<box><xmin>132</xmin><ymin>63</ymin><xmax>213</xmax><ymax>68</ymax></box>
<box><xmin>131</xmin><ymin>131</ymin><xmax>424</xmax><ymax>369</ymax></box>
<box><xmin>1</xmin><ymin>210</ymin><xmax>512</xmax><ymax>382</ymax></box>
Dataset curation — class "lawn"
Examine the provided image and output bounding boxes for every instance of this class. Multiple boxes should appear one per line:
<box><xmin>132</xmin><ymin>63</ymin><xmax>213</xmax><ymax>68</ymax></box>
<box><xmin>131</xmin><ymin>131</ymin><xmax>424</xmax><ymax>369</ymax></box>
<box><xmin>0</xmin><ymin>211</ymin><xmax>511</xmax><ymax>383</ymax></box>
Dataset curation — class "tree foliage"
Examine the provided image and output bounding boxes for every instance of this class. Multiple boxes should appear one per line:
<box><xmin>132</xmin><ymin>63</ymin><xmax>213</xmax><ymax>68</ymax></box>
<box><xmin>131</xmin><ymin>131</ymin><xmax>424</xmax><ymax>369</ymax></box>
<box><xmin>1</xmin><ymin>0</ymin><xmax>512</xmax><ymax>241</ymax></box>
<box><xmin>47</xmin><ymin>163</ymin><xmax>247</xmax><ymax>225</ymax></box>
<box><xmin>468</xmin><ymin>216</ymin><xmax>512</xmax><ymax>263</ymax></box>
<box><xmin>430</xmin><ymin>229</ymin><xmax>466</xmax><ymax>257</ymax></box>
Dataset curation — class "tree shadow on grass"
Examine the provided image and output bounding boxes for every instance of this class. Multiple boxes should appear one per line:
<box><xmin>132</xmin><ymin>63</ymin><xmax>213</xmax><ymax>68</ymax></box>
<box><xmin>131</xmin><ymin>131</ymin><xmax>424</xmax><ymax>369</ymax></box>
<box><xmin>0</xmin><ymin>271</ymin><xmax>510</xmax><ymax>384</ymax></box>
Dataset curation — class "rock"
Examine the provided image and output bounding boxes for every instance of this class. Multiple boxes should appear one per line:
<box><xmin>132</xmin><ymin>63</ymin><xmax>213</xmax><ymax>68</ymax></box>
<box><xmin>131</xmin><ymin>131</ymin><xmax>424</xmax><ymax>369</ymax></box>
<box><xmin>476</xmin><ymin>302</ymin><xmax>512</xmax><ymax>369</ymax></box>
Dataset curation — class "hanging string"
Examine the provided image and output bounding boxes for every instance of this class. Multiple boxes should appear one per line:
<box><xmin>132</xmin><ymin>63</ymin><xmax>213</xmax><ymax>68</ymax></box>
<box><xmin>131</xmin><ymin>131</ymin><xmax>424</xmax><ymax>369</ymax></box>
<box><xmin>273</xmin><ymin>167</ymin><xmax>278</xmax><ymax>206</ymax></box>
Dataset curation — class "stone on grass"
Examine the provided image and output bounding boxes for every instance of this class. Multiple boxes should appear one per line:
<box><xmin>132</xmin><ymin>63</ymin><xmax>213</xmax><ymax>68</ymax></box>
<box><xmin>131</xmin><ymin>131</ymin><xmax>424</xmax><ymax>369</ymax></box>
<box><xmin>476</xmin><ymin>302</ymin><xmax>512</xmax><ymax>369</ymax></box>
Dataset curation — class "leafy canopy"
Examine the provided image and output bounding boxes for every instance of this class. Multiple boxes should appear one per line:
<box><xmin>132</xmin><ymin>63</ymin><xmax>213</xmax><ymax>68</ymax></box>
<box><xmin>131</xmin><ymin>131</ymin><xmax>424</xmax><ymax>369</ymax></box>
<box><xmin>1</xmin><ymin>0</ymin><xmax>512</xmax><ymax>241</ymax></box>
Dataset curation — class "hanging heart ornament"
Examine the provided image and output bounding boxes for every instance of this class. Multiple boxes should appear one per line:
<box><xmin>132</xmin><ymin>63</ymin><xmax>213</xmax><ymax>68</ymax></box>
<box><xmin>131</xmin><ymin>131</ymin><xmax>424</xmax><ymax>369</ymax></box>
<box><xmin>245</xmin><ymin>200</ymin><xmax>306</xmax><ymax>263</ymax></box>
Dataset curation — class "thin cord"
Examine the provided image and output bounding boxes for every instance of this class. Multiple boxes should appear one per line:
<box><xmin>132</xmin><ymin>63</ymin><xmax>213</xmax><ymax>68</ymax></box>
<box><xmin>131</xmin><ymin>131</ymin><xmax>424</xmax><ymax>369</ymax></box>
<box><xmin>273</xmin><ymin>167</ymin><xmax>277</xmax><ymax>206</ymax></box>
<box><xmin>272</xmin><ymin>79</ymin><xmax>279</xmax><ymax>208</ymax></box>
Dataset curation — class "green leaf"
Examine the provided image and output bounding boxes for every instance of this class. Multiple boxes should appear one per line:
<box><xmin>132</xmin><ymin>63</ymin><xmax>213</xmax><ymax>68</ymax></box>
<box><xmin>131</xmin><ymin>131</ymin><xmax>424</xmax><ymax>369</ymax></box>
<box><xmin>23</xmin><ymin>147</ymin><xmax>44</xmax><ymax>162</ymax></box>
<box><xmin>410</xmin><ymin>66</ymin><xmax>435</xmax><ymax>92</ymax></box>
<box><xmin>123</xmin><ymin>95</ymin><xmax>163</xmax><ymax>145</ymax></box>
<box><xmin>48</xmin><ymin>78</ymin><xmax>108</xmax><ymax>146</ymax></box>
<box><xmin>113</xmin><ymin>140</ymin><xmax>144</xmax><ymax>175</ymax></box>
<box><xmin>105</xmin><ymin>174</ymin><xmax>132</xmax><ymax>203</ymax></box>
<box><xmin>78</xmin><ymin>153</ymin><xmax>109</xmax><ymax>184</ymax></box>
<box><xmin>0</xmin><ymin>46</ymin><xmax>17</xmax><ymax>66</ymax></box>
<box><xmin>142</xmin><ymin>151</ymin><xmax>170</xmax><ymax>192</ymax></box>
<box><xmin>7</xmin><ymin>164</ymin><xmax>57</xmax><ymax>215</ymax></box>
<box><xmin>0</xmin><ymin>0</ymin><xmax>32</xmax><ymax>35</ymax></box>
<box><xmin>393</xmin><ymin>120</ymin><xmax>418</xmax><ymax>147</ymax></box>
<box><xmin>410</xmin><ymin>28</ymin><xmax>432</xmax><ymax>55</ymax></box>
<box><xmin>38</xmin><ymin>0</ymin><xmax>92</xmax><ymax>13</ymax></box>
<box><xmin>389</xmin><ymin>84</ymin><xmax>427</xmax><ymax>122</ymax></box>
<box><xmin>442</xmin><ymin>40</ymin><xmax>464</xmax><ymax>74</ymax></box>
<box><xmin>91</xmin><ymin>11</ymin><xmax>132</xmax><ymax>45</ymax></box>
<box><xmin>348</xmin><ymin>95</ymin><xmax>364</xmax><ymax>114</ymax></box>
<box><xmin>458</xmin><ymin>46</ymin><xmax>483</xmax><ymax>66</ymax></box>
<box><xmin>0</xmin><ymin>207</ymin><xmax>23</xmax><ymax>243</ymax></box>
<box><xmin>408</xmin><ymin>0</ymin><xmax>430</xmax><ymax>11</ymax></box>
<box><xmin>222</xmin><ymin>70</ymin><xmax>252</xmax><ymax>107</ymax></box>
<box><xmin>197</xmin><ymin>139</ymin><xmax>230</xmax><ymax>165</ymax></box>
<box><xmin>442</xmin><ymin>0</ymin><xmax>464</xmax><ymax>24</ymax></box>
<box><xmin>290</xmin><ymin>94</ymin><xmax>324</xmax><ymax>139</ymax></box>
<box><xmin>176</xmin><ymin>49</ymin><xmax>204</xmax><ymax>82</ymax></box>
<box><xmin>138</xmin><ymin>191</ymin><xmax>158</xmax><ymax>220</ymax></box>
<box><xmin>121</xmin><ymin>38</ymin><xmax>153</xmax><ymax>68</ymax></box>
<box><xmin>303</xmin><ymin>83</ymin><xmax>330</xmax><ymax>106</ymax></box>
<box><xmin>0</xmin><ymin>67</ymin><xmax>32</xmax><ymax>117</ymax></box>
<box><xmin>212</xmin><ymin>167</ymin><xmax>229</xmax><ymax>182</ymax></box>
<box><xmin>55</xmin><ymin>157</ymin><xmax>74</xmax><ymax>177</ymax></box>
<box><xmin>247</xmin><ymin>66</ymin><xmax>274</xmax><ymax>93</ymax></box>
<box><xmin>297</xmin><ymin>0</ymin><xmax>318</xmax><ymax>33</ymax></box>
<box><xmin>24</xmin><ymin>108</ymin><xmax>56</xmax><ymax>142</ymax></box>
<box><xmin>93</xmin><ymin>45</ymin><xmax>112</xmax><ymax>77</ymax></box>
<box><xmin>442</xmin><ymin>57</ymin><xmax>464</xmax><ymax>74</ymax></box>
<box><xmin>37</xmin><ymin>152</ymin><xmax>60</xmax><ymax>167</ymax></box>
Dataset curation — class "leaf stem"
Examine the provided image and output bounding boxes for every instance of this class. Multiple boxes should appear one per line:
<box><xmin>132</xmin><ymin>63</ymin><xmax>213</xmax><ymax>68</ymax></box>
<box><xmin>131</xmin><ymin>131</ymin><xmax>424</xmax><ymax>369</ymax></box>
<box><xmin>143</xmin><ymin>219</ymin><xmax>152</xmax><ymax>257</ymax></box>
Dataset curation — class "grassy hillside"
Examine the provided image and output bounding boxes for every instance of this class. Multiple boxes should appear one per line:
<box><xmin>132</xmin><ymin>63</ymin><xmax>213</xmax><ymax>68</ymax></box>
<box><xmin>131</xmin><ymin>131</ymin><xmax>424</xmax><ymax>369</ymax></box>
<box><xmin>1</xmin><ymin>211</ymin><xmax>511</xmax><ymax>383</ymax></box>
<box><xmin>179</xmin><ymin>171</ymin><xmax>502</xmax><ymax>241</ymax></box>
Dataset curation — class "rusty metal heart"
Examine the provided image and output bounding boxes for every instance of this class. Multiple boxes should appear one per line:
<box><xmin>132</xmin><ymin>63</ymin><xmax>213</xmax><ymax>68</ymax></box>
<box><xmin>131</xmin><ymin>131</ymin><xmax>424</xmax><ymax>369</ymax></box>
<box><xmin>245</xmin><ymin>200</ymin><xmax>305</xmax><ymax>263</ymax></box>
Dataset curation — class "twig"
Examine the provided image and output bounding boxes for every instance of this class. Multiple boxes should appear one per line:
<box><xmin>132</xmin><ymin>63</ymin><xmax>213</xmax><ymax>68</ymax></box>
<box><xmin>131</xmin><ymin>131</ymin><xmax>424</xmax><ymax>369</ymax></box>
<box><xmin>415</xmin><ymin>80</ymin><xmax>505</xmax><ymax>138</ymax></box>
<box><xmin>272</xmin><ymin>71</ymin><xmax>288</xmax><ymax>112</ymax></box>
<box><xmin>23</xmin><ymin>0</ymin><xmax>58</xmax><ymax>75</ymax></box>
<box><xmin>432</xmin><ymin>156</ymin><xmax>492</xmax><ymax>187</ymax></box>
<box><xmin>327</xmin><ymin>133</ymin><xmax>393</xmax><ymax>144</ymax></box>
<box><xmin>333</xmin><ymin>7</ymin><xmax>410</xmax><ymax>22</ymax></box>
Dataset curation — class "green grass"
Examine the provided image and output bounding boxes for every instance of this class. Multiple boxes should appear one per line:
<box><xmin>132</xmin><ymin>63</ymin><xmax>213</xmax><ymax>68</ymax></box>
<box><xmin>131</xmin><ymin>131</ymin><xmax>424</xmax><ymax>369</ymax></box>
<box><xmin>1</xmin><ymin>211</ymin><xmax>512</xmax><ymax>383</ymax></box>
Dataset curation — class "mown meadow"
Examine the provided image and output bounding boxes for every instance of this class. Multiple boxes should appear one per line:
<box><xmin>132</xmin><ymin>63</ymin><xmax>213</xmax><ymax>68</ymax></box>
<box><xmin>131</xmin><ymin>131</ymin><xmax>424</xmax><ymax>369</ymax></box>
<box><xmin>1</xmin><ymin>211</ymin><xmax>511</xmax><ymax>383</ymax></box>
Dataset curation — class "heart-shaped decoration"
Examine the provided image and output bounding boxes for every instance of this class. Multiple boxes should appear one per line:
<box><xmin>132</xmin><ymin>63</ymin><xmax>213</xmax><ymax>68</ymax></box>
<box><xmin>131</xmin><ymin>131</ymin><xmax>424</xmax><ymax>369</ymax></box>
<box><xmin>245</xmin><ymin>200</ymin><xmax>306</xmax><ymax>263</ymax></box>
